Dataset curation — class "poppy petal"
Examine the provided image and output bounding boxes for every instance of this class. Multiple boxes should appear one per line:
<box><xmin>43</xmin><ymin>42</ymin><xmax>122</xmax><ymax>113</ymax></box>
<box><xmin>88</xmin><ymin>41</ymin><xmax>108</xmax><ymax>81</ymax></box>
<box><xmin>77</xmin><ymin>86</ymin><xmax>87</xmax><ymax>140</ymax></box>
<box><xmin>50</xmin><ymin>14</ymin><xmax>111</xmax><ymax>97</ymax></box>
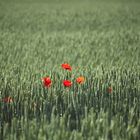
<box><xmin>61</xmin><ymin>63</ymin><xmax>72</xmax><ymax>71</ymax></box>
<box><xmin>42</xmin><ymin>77</ymin><xmax>52</xmax><ymax>87</ymax></box>
<box><xmin>63</xmin><ymin>80</ymin><xmax>72</xmax><ymax>87</ymax></box>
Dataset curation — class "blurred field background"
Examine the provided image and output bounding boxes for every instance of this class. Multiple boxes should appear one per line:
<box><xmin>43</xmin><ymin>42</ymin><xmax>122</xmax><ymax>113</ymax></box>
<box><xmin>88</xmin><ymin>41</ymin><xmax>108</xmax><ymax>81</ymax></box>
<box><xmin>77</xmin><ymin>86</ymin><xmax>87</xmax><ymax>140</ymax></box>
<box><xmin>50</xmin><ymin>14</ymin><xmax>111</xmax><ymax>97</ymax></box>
<box><xmin>0</xmin><ymin>0</ymin><xmax>140</xmax><ymax>140</ymax></box>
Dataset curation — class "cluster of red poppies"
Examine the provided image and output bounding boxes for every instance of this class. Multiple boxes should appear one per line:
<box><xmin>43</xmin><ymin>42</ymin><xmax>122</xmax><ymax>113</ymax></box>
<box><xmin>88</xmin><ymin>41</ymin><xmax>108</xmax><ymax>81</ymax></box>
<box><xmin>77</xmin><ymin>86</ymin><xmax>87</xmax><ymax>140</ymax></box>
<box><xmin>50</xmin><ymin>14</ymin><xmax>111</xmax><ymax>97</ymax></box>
<box><xmin>42</xmin><ymin>63</ymin><xmax>85</xmax><ymax>88</ymax></box>
<box><xmin>1</xmin><ymin>64</ymin><xmax>113</xmax><ymax>104</ymax></box>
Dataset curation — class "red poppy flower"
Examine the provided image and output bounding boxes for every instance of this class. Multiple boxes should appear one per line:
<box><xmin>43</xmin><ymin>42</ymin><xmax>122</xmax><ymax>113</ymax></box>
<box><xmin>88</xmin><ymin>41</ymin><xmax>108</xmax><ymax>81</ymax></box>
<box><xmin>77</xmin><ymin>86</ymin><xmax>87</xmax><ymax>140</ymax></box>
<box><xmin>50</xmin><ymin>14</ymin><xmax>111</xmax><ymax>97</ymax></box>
<box><xmin>61</xmin><ymin>63</ymin><xmax>72</xmax><ymax>71</ymax></box>
<box><xmin>2</xmin><ymin>97</ymin><xmax>13</xmax><ymax>103</ymax></box>
<box><xmin>63</xmin><ymin>80</ymin><xmax>72</xmax><ymax>87</ymax></box>
<box><xmin>76</xmin><ymin>76</ymin><xmax>85</xmax><ymax>84</ymax></box>
<box><xmin>42</xmin><ymin>77</ymin><xmax>52</xmax><ymax>87</ymax></box>
<box><xmin>108</xmin><ymin>87</ymin><xmax>112</xmax><ymax>93</ymax></box>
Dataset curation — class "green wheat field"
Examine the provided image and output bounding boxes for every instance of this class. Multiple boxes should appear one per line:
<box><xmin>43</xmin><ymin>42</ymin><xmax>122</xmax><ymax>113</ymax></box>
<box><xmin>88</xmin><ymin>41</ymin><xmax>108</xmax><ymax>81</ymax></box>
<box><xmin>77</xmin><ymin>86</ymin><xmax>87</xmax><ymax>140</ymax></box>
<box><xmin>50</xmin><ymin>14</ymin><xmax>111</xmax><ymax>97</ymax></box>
<box><xmin>0</xmin><ymin>0</ymin><xmax>140</xmax><ymax>140</ymax></box>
